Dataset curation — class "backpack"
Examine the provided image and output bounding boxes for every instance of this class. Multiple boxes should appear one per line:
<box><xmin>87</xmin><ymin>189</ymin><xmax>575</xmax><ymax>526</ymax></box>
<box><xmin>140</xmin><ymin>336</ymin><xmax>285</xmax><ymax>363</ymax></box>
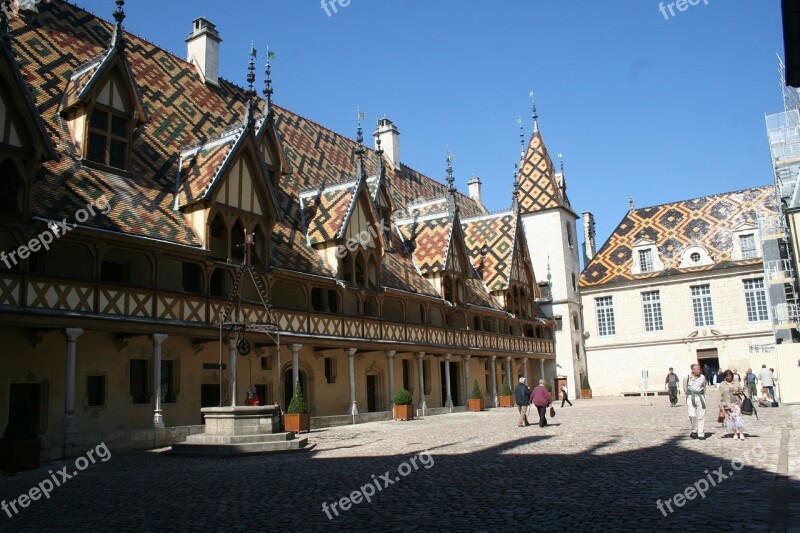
<box><xmin>740</xmin><ymin>396</ymin><xmax>758</xmax><ymax>419</ymax></box>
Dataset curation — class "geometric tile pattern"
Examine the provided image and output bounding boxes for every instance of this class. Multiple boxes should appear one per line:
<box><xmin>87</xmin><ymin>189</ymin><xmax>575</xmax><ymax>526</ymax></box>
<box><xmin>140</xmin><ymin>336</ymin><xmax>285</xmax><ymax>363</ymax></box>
<box><xmin>581</xmin><ymin>186</ymin><xmax>777</xmax><ymax>287</ymax></box>
<box><xmin>397</xmin><ymin>214</ymin><xmax>452</xmax><ymax>274</ymax></box>
<box><xmin>516</xmin><ymin>131</ymin><xmax>572</xmax><ymax>215</ymax></box>
<box><xmin>462</xmin><ymin>211</ymin><xmax>516</xmax><ymax>292</ymax></box>
<box><xmin>301</xmin><ymin>183</ymin><xmax>357</xmax><ymax>245</ymax></box>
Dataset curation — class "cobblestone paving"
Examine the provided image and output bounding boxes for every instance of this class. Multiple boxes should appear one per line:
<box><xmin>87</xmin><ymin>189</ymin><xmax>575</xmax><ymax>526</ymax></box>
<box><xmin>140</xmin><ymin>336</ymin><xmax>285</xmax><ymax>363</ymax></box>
<box><xmin>1</xmin><ymin>397</ymin><xmax>797</xmax><ymax>531</ymax></box>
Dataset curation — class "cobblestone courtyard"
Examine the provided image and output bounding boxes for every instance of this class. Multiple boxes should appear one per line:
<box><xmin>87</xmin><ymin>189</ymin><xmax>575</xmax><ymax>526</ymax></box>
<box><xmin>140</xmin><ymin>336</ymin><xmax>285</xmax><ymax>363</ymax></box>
<box><xmin>1</xmin><ymin>397</ymin><xmax>798</xmax><ymax>531</ymax></box>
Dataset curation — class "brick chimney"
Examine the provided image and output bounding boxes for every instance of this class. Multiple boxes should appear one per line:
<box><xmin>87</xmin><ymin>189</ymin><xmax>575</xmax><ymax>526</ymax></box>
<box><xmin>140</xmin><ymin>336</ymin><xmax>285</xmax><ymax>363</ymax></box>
<box><xmin>374</xmin><ymin>118</ymin><xmax>400</xmax><ymax>169</ymax></box>
<box><xmin>582</xmin><ymin>211</ymin><xmax>596</xmax><ymax>264</ymax></box>
<box><xmin>468</xmin><ymin>176</ymin><xmax>484</xmax><ymax>210</ymax></box>
<box><xmin>186</xmin><ymin>18</ymin><xmax>221</xmax><ymax>87</ymax></box>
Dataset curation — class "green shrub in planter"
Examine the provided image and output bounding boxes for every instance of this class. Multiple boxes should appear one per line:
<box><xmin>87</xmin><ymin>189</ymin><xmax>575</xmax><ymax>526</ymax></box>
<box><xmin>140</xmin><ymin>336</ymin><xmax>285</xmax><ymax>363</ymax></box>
<box><xmin>544</xmin><ymin>381</ymin><xmax>553</xmax><ymax>393</ymax></box>
<box><xmin>287</xmin><ymin>381</ymin><xmax>308</xmax><ymax>414</ymax></box>
<box><xmin>581</xmin><ymin>375</ymin><xmax>591</xmax><ymax>389</ymax></box>
<box><xmin>393</xmin><ymin>389</ymin><xmax>413</xmax><ymax>405</ymax></box>
<box><xmin>500</xmin><ymin>378</ymin><xmax>512</xmax><ymax>396</ymax></box>
<box><xmin>470</xmin><ymin>379</ymin><xmax>483</xmax><ymax>399</ymax></box>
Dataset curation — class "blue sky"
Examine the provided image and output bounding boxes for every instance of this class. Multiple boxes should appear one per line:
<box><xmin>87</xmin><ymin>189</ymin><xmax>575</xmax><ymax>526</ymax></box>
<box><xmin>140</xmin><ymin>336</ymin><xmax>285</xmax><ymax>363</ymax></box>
<box><xmin>77</xmin><ymin>0</ymin><xmax>784</xmax><ymax>262</ymax></box>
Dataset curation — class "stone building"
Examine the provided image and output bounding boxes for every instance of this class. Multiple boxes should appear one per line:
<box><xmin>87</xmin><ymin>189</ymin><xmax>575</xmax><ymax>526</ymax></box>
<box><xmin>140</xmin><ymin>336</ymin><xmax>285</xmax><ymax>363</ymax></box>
<box><xmin>0</xmin><ymin>1</ymin><xmax>555</xmax><ymax>458</ymax></box>
<box><xmin>580</xmin><ymin>186</ymin><xmax>778</xmax><ymax>396</ymax></box>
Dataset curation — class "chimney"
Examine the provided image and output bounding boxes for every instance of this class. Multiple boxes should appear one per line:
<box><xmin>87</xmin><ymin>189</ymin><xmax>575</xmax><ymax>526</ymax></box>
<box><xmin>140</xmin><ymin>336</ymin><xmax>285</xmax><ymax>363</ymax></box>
<box><xmin>468</xmin><ymin>176</ymin><xmax>485</xmax><ymax>210</ymax></box>
<box><xmin>374</xmin><ymin>118</ymin><xmax>400</xmax><ymax>169</ymax></box>
<box><xmin>186</xmin><ymin>18</ymin><xmax>222</xmax><ymax>87</ymax></box>
<box><xmin>582</xmin><ymin>212</ymin><xmax>596</xmax><ymax>264</ymax></box>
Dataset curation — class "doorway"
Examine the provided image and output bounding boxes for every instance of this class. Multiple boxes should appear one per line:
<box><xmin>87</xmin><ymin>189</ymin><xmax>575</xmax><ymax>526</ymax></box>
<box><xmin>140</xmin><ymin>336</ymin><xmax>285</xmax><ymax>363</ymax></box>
<box><xmin>439</xmin><ymin>361</ymin><xmax>461</xmax><ymax>406</ymax></box>
<box><xmin>200</xmin><ymin>384</ymin><xmax>221</xmax><ymax>423</ymax></box>
<box><xmin>554</xmin><ymin>377</ymin><xmax>567</xmax><ymax>401</ymax></box>
<box><xmin>8</xmin><ymin>383</ymin><xmax>42</xmax><ymax>434</ymax></box>
<box><xmin>696</xmin><ymin>348</ymin><xmax>719</xmax><ymax>372</ymax></box>
<box><xmin>366</xmin><ymin>374</ymin><xmax>377</xmax><ymax>412</ymax></box>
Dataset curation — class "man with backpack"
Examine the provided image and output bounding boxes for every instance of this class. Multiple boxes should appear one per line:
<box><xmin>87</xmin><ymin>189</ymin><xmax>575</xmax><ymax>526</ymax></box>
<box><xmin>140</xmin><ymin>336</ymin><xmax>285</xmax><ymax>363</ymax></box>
<box><xmin>664</xmin><ymin>367</ymin><xmax>680</xmax><ymax>406</ymax></box>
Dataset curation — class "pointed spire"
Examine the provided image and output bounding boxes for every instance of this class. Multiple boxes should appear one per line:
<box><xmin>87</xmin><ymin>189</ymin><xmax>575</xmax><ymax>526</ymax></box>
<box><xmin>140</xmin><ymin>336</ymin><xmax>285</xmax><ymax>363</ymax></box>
<box><xmin>518</xmin><ymin>115</ymin><xmax>525</xmax><ymax>159</ymax></box>
<box><xmin>558</xmin><ymin>152</ymin><xmax>567</xmax><ymax>195</ymax></box>
<box><xmin>246</xmin><ymin>42</ymin><xmax>256</xmax><ymax>95</ymax></box>
<box><xmin>111</xmin><ymin>0</ymin><xmax>126</xmax><ymax>49</ymax></box>
<box><xmin>512</xmin><ymin>164</ymin><xmax>520</xmax><ymax>214</ymax></box>
<box><xmin>629</xmin><ymin>194</ymin><xmax>635</xmax><ymax>212</ymax></box>
<box><xmin>375</xmin><ymin>125</ymin><xmax>386</xmax><ymax>179</ymax></box>
<box><xmin>446</xmin><ymin>151</ymin><xmax>458</xmax><ymax>216</ymax></box>
<box><xmin>355</xmin><ymin>107</ymin><xmax>366</xmax><ymax>181</ymax></box>
<box><xmin>530</xmin><ymin>90</ymin><xmax>539</xmax><ymax>134</ymax></box>
<box><xmin>263</xmin><ymin>47</ymin><xmax>274</xmax><ymax>112</ymax></box>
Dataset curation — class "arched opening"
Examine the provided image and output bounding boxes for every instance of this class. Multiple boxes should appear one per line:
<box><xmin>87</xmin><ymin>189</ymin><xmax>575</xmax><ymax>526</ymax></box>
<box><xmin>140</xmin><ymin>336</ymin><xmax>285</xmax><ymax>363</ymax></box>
<box><xmin>340</xmin><ymin>252</ymin><xmax>354</xmax><ymax>284</ymax></box>
<box><xmin>363</xmin><ymin>295</ymin><xmax>379</xmax><ymax>318</ymax></box>
<box><xmin>0</xmin><ymin>158</ymin><xmax>24</xmax><ymax>222</ymax></box>
<box><xmin>270</xmin><ymin>280</ymin><xmax>306</xmax><ymax>311</ymax></box>
<box><xmin>252</xmin><ymin>225</ymin><xmax>268</xmax><ymax>268</ymax></box>
<box><xmin>407</xmin><ymin>303</ymin><xmax>425</xmax><ymax>324</ymax></box>
<box><xmin>209</xmin><ymin>268</ymin><xmax>233</xmax><ymax>298</ymax></box>
<box><xmin>231</xmin><ymin>219</ymin><xmax>245</xmax><ymax>263</ymax></box>
<box><xmin>208</xmin><ymin>213</ymin><xmax>227</xmax><ymax>260</ymax></box>
<box><xmin>355</xmin><ymin>253</ymin><xmax>367</xmax><ymax>287</ymax></box>
<box><xmin>367</xmin><ymin>255</ymin><xmax>378</xmax><ymax>290</ymax></box>
<box><xmin>382</xmin><ymin>298</ymin><xmax>404</xmax><ymax>322</ymax></box>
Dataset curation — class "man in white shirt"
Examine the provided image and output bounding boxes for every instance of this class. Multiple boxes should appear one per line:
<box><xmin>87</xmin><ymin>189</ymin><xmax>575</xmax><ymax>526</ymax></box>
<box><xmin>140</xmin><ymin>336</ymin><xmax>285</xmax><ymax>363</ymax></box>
<box><xmin>684</xmin><ymin>363</ymin><xmax>707</xmax><ymax>440</ymax></box>
<box><xmin>758</xmin><ymin>364</ymin><xmax>774</xmax><ymax>402</ymax></box>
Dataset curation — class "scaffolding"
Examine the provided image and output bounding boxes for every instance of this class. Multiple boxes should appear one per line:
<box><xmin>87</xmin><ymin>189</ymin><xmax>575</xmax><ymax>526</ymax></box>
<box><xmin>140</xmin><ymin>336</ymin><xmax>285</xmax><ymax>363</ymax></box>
<box><xmin>763</xmin><ymin>59</ymin><xmax>800</xmax><ymax>341</ymax></box>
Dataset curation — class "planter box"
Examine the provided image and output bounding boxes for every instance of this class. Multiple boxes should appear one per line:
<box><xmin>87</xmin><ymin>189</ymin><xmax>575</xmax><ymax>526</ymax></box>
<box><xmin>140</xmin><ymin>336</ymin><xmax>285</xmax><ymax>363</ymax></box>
<box><xmin>393</xmin><ymin>404</ymin><xmax>414</xmax><ymax>421</ymax></box>
<box><xmin>284</xmin><ymin>413</ymin><xmax>310</xmax><ymax>434</ymax></box>
<box><xmin>0</xmin><ymin>438</ymin><xmax>41</xmax><ymax>471</ymax></box>
<box><xmin>468</xmin><ymin>398</ymin><xmax>485</xmax><ymax>412</ymax></box>
<box><xmin>580</xmin><ymin>389</ymin><xmax>592</xmax><ymax>399</ymax></box>
<box><xmin>499</xmin><ymin>395</ymin><xmax>513</xmax><ymax>407</ymax></box>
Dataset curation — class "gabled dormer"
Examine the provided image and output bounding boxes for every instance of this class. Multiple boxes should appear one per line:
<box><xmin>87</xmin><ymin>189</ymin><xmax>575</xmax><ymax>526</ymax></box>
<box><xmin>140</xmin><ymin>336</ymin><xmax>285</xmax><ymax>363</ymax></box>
<box><xmin>59</xmin><ymin>8</ymin><xmax>148</xmax><ymax>173</ymax></box>
<box><xmin>631</xmin><ymin>237</ymin><xmax>664</xmax><ymax>275</ymax></box>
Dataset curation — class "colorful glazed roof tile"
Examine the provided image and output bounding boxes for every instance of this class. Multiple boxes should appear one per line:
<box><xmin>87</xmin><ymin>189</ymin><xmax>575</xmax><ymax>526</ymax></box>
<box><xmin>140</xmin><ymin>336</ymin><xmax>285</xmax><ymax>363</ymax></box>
<box><xmin>300</xmin><ymin>180</ymin><xmax>359</xmax><ymax>244</ymax></box>
<box><xmin>580</xmin><ymin>186</ymin><xmax>777</xmax><ymax>288</ymax></box>
<box><xmin>462</xmin><ymin>211</ymin><xmax>517</xmax><ymax>292</ymax></box>
<box><xmin>397</xmin><ymin>214</ymin><xmax>452</xmax><ymax>274</ymax></box>
<box><xmin>177</xmin><ymin>126</ymin><xmax>243</xmax><ymax>207</ymax></box>
<box><xmin>516</xmin><ymin>131</ymin><xmax>573</xmax><ymax>216</ymax></box>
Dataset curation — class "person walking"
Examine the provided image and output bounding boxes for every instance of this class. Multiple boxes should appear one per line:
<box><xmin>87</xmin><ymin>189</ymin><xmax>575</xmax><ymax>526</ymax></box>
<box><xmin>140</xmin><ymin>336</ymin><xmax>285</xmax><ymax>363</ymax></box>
<box><xmin>770</xmin><ymin>368</ymin><xmax>779</xmax><ymax>403</ymax></box>
<box><xmin>719</xmin><ymin>370</ymin><xmax>745</xmax><ymax>440</ymax></box>
<box><xmin>560</xmin><ymin>383</ymin><xmax>573</xmax><ymax>407</ymax></box>
<box><xmin>531</xmin><ymin>379</ymin><xmax>551</xmax><ymax>428</ymax></box>
<box><xmin>758</xmin><ymin>364</ymin><xmax>774</xmax><ymax>402</ymax></box>
<box><xmin>665</xmin><ymin>367</ymin><xmax>680</xmax><ymax>406</ymax></box>
<box><xmin>744</xmin><ymin>368</ymin><xmax>758</xmax><ymax>399</ymax></box>
<box><xmin>685</xmin><ymin>363</ymin><xmax>708</xmax><ymax>440</ymax></box>
<box><xmin>514</xmin><ymin>377</ymin><xmax>532</xmax><ymax>427</ymax></box>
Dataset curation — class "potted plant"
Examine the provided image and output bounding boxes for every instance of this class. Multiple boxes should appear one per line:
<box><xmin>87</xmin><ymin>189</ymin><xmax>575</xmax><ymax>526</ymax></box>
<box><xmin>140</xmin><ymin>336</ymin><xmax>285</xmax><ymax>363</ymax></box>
<box><xmin>393</xmin><ymin>389</ymin><xmax>414</xmax><ymax>421</ymax></box>
<box><xmin>468</xmin><ymin>379</ymin><xmax>485</xmax><ymax>412</ymax></box>
<box><xmin>545</xmin><ymin>381</ymin><xmax>553</xmax><ymax>402</ymax></box>
<box><xmin>0</xmin><ymin>393</ymin><xmax>41</xmax><ymax>472</ymax></box>
<box><xmin>499</xmin><ymin>378</ymin><xmax>513</xmax><ymax>407</ymax></box>
<box><xmin>580</xmin><ymin>375</ymin><xmax>592</xmax><ymax>399</ymax></box>
<box><xmin>284</xmin><ymin>381</ymin><xmax>310</xmax><ymax>434</ymax></box>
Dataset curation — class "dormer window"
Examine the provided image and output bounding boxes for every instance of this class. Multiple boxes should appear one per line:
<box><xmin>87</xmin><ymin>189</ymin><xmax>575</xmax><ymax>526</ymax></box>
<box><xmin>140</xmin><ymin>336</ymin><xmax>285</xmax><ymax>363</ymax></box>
<box><xmin>87</xmin><ymin>105</ymin><xmax>129</xmax><ymax>169</ymax></box>
<box><xmin>631</xmin><ymin>239</ymin><xmax>663</xmax><ymax>275</ymax></box>
<box><xmin>690</xmin><ymin>252</ymin><xmax>701</xmax><ymax>263</ymax></box>
<box><xmin>731</xmin><ymin>224</ymin><xmax>761</xmax><ymax>261</ymax></box>
<box><xmin>739</xmin><ymin>234</ymin><xmax>757</xmax><ymax>259</ymax></box>
<box><xmin>638</xmin><ymin>249</ymin><xmax>654</xmax><ymax>273</ymax></box>
<box><xmin>680</xmin><ymin>245</ymin><xmax>714</xmax><ymax>268</ymax></box>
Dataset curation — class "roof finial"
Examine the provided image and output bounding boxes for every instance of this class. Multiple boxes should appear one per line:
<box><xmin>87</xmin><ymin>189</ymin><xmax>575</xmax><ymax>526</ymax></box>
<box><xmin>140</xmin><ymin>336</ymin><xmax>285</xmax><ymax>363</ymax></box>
<box><xmin>558</xmin><ymin>152</ymin><xmax>567</xmax><ymax>195</ymax></box>
<box><xmin>112</xmin><ymin>0</ymin><xmax>126</xmax><ymax>49</ymax></box>
<box><xmin>512</xmin><ymin>164</ymin><xmax>520</xmax><ymax>213</ymax></box>
<box><xmin>518</xmin><ymin>115</ymin><xmax>525</xmax><ymax>159</ymax></box>
<box><xmin>263</xmin><ymin>47</ymin><xmax>275</xmax><ymax>111</ymax></box>
<box><xmin>246</xmin><ymin>41</ymin><xmax>256</xmax><ymax>95</ymax></box>
<box><xmin>446</xmin><ymin>150</ymin><xmax>458</xmax><ymax>216</ymax></box>
<box><xmin>355</xmin><ymin>107</ymin><xmax>366</xmax><ymax>180</ymax></box>
<box><xmin>530</xmin><ymin>90</ymin><xmax>539</xmax><ymax>134</ymax></box>
<box><xmin>629</xmin><ymin>194</ymin><xmax>635</xmax><ymax>212</ymax></box>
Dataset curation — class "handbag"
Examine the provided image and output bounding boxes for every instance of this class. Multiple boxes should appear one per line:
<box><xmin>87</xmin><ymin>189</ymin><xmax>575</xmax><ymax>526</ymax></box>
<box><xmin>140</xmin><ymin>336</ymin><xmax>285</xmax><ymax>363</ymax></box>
<box><xmin>549</xmin><ymin>406</ymin><xmax>556</xmax><ymax>418</ymax></box>
<box><xmin>717</xmin><ymin>407</ymin><xmax>725</xmax><ymax>423</ymax></box>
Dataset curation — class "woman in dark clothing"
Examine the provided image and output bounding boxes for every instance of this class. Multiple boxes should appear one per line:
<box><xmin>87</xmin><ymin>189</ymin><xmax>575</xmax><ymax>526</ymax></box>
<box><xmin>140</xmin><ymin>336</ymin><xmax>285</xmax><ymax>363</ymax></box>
<box><xmin>531</xmin><ymin>380</ymin><xmax>551</xmax><ymax>427</ymax></box>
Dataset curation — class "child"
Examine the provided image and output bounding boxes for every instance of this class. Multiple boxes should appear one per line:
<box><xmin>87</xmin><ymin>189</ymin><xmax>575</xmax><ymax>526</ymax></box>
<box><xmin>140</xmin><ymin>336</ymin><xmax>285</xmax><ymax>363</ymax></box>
<box><xmin>726</xmin><ymin>401</ymin><xmax>745</xmax><ymax>440</ymax></box>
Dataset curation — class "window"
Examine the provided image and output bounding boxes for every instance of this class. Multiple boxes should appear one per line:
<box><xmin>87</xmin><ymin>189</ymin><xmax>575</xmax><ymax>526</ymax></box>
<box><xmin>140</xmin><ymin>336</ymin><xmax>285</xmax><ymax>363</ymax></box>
<box><xmin>402</xmin><ymin>359</ymin><xmax>411</xmax><ymax>391</ymax></box>
<box><xmin>690</xmin><ymin>252</ymin><xmax>701</xmax><ymax>263</ymax></box>
<box><xmin>86</xmin><ymin>375</ymin><xmax>105</xmax><ymax>407</ymax></box>
<box><xmin>638</xmin><ymin>249</ymin><xmax>654</xmax><ymax>273</ymax></box>
<box><xmin>743</xmin><ymin>278</ymin><xmax>769</xmax><ymax>322</ymax></box>
<box><xmin>260</xmin><ymin>356</ymin><xmax>271</xmax><ymax>370</ymax></box>
<box><xmin>130</xmin><ymin>359</ymin><xmax>148</xmax><ymax>404</ymax></box>
<box><xmin>566</xmin><ymin>223</ymin><xmax>573</xmax><ymax>247</ymax></box>
<box><xmin>595</xmin><ymin>296</ymin><xmax>616</xmax><ymax>336</ymax></box>
<box><xmin>691</xmin><ymin>284</ymin><xmax>715</xmax><ymax>327</ymax></box>
<box><xmin>641</xmin><ymin>291</ymin><xmax>664</xmax><ymax>332</ymax></box>
<box><xmin>324</xmin><ymin>357</ymin><xmax>336</xmax><ymax>384</ymax></box>
<box><xmin>100</xmin><ymin>260</ymin><xmax>128</xmax><ymax>283</ymax></box>
<box><xmin>575</xmin><ymin>343</ymin><xmax>581</xmax><ymax>360</ymax></box>
<box><xmin>161</xmin><ymin>360</ymin><xmax>176</xmax><ymax>403</ymax></box>
<box><xmin>572</xmin><ymin>273</ymin><xmax>577</xmax><ymax>291</ymax></box>
<box><xmin>311</xmin><ymin>288</ymin><xmax>340</xmax><ymax>313</ymax></box>
<box><xmin>86</xmin><ymin>107</ymin><xmax>129</xmax><ymax>169</ymax></box>
<box><xmin>740</xmin><ymin>234</ymin><xmax>757</xmax><ymax>259</ymax></box>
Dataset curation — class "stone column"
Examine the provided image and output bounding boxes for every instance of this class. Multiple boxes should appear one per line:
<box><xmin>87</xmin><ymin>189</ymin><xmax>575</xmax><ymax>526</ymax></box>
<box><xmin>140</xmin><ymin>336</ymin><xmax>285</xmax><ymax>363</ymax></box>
<box><xmin>385</xmin><ymin>350</ymin><xmax>396</xmax><ymax>410</ymax></box>
<box><xmin>539</xmin><ymin>358</ymin><xmax>545</xmax><ymax>383</ymax></box>
<box><xmin>416</xmin><ymin>352</ymin><xmax>427</xmax><ymax>414</ymax></box>
<box><xmin>152</xmin><ymin>333</ymin><xmax>168</xmax><ymax>427</ymax></box>
<box><xmin>444</xmin><ymin>354</ymin><xmax>453</xmax><ymax>408</ymax></box>
<box><xmin>505</xmin><ymin>356</ymin><xmax>512</xmax><ymax>386</ymax></box>
<box><xmin>62</xmin><ymin>328</ymin><xmax>83</xmax><ymax>433</ymax></box>
<box><xmin>228</xmin><ymin>339</ymin><xmax>237</xmax><ymax>407</ymax></box>
<box><xmin>347</xmin><ymin>348</ymin><xmax>358</xmax><ymax>416</ymax></box>
<box><xmin>490</xmin><ymin>355</ymin><xmax>498</xmax><ymax>408</ymax></box>
<box><xmin>463</xmin><ymin>355</ymin><xmax>471</xmax><ymax>405</ymax></box>
<box><xmin>290</xmin><ymin>344</ymin><xmax>302</xmax><ymax>388</ymax></box>
<box><xmin>524</xmin><ymin>358</ymin><xmax>530</xmax><ymax>383</ymax></box>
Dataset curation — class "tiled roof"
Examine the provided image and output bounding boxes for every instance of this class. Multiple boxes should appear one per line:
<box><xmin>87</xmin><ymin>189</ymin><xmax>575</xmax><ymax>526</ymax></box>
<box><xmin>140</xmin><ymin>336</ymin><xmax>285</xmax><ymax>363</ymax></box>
<box><xmin>580</xmin><ymin>186</ymin><xmax>777</xmax><ymax>288</ymax></box>
<box><xmin>462</xmin><ymin>211</ymin><xmax>516</xmax><ymax>292</ymax></box>
<box><xmin>300</xmin><ymin>181</ymin><xmax>358</xmax><ymax>245</ymax></box>
<box><xmin>7</xmin><ymin>1</ymin><xmax>534</xmax><ymax>310</ymax></box>
<box><xmin>516</xmin><ymin>131</ymin><xmax>572</xmax><ymax>215</ymax></box>
<box><xmin>397</xmin><ymin>214</ymin><xmax>452</xmax><ymax>274</ymax></box>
